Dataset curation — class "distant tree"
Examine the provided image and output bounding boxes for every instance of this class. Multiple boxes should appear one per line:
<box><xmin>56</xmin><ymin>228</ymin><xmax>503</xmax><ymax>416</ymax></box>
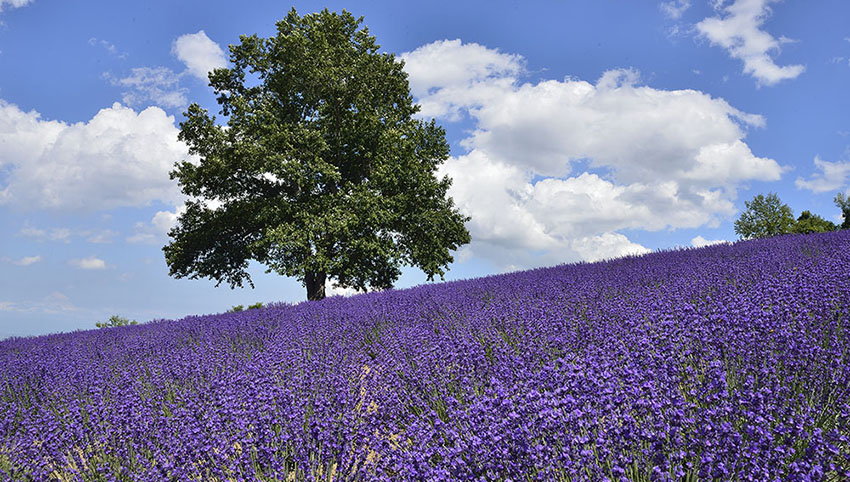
<box><xmin>835</xmin><ymin>192</ymin><xmax>850</xmax><ymax>229</ymax></box>
<box><xmin>96</xmin><ymin>315</ymin><xmax>138</xmax><ymax>328</ymax></box>
<box><xmin>164</xmin><ymin>8</ymin><xmax>470</xmax><ymax>301</ymax></box>
<box><xmin>734</xmin><ymin>192</ymin><xmax>795</xmax><ymax>240</ymax></box>
<box><xmin>791</xmin><ymin>210</ymin><xmax>838</xmax><ymax>234</ymax></box>
<box><xmin>228</xmin><ymin>302</ymin><xmax>263</xmax><ymax>313</ymax></box>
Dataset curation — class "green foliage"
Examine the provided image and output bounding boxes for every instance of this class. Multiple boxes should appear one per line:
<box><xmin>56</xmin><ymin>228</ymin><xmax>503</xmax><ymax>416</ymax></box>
<box><xmin>791</xmin><ymin>210</ymin><xmax>838</xmax><ymax>234</ymax></box>
<box><xmin>734</xmin><ymin>192</ymin><xmax>795</xmax><ymax>240</ymax></box>
<box><xmin>835</xmin><ymin>192</ymin><xmax>850</xmax><ymax>229</ymax></box>
<box><xmin>96</xmin><ymin>315</ymin><xmax>138</xmax><ymax>328</ymax></box>
<box><xmin>164</xmin><ymin>8</ymin><xmax>470</xmax><ymax>301</ymax></box>
<box><xmin>228</xmin><ymin>302</ymin><xmax>263</xmax><ymax>313</ymax></box>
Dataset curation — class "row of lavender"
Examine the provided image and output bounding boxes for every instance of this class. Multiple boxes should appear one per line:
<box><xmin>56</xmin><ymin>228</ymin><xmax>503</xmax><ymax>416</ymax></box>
<box><xmin>1</xmin><ymin>231</ymin><xmax>849</xmax><ymax>481</ymax></box>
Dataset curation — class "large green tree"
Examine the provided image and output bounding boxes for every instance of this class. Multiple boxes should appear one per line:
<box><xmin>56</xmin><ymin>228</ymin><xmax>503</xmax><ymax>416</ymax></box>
<box><xmin>790</xmin><ymin>210</ymin><xmax>837</xmax><ymax>234</ymax></box>
<box><xmin>96</xmin><ymin>315</ymin><xmax>138</xmax><ymax>329</ymax></box>
<box><xmin>835</xmin><ymin>192</ymin><xmax>850</xmax><ymax>229</ymax></box>
<box><xmin>734</xmin><ymin>192</ymin><xmax>795</xmax><ymax>240</ymax></box>
<box><xmin>164</xmin><ymin>9</ymin><xmax>470</xmax><ymax>300</ymax></box>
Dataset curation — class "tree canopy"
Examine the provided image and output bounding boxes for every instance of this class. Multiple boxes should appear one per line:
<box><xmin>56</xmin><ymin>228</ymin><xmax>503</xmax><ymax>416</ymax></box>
<box><xmin>163</xmin><ymin>9</ymin><xmax>470</xmax><ymax>300</ymax></box>
<box><xmin>835</xmin><ymin>193</ymin><xmax>850</xmax><ymax>230</ymax></box>
<box><xmin>96</xmin><ymin>315</ymin><xmax>138</xmax><ymax>328</ymax></box>
<box><xmin>734</xmin><ymin>192</ymin><xmax>795</xmax><ymax>240</ymax></box>
<box><xmin>791</xmin><ymin>210</ymin><xmax>837</xmax><ymax>234</ymax></box>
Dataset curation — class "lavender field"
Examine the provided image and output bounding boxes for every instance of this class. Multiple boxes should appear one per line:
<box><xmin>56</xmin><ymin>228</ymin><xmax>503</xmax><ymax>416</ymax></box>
<box><xmin>2</xmin><ymin>232</ymin><xmax>849</xmax><ymax>481</ymax></box>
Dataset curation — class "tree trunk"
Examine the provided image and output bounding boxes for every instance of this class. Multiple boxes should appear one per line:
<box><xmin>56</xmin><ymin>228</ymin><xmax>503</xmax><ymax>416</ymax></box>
<box><xmin>305</xmin><ymin>271</ymin><xmax>326</xmax><ymax>301</ymax></box>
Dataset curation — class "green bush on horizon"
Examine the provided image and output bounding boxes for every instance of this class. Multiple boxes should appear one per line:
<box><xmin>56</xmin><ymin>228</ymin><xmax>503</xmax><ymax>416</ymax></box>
<box><xmin>95</xmin><ymin>315</ymin><xmax>138</xmax><ymax>328</ymax></box>
<box><xmin>228</xmin><ymin>302</ymin><xmax>264</xmax><ymax>313</ymax></box>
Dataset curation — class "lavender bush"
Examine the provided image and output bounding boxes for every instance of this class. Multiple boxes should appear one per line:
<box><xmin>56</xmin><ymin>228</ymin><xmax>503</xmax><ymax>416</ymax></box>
<box><xmin>2</xmin><ymin>231</ymin><xmax>849</xmax><ymax>481</ymax></box>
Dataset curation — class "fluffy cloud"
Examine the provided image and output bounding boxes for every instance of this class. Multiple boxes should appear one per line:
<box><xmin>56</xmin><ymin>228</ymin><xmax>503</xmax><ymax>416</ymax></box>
<box><xmin>110</xmin><ymin>31</ymin><xmax>225</xmax><ymax>109</ymax></box>
<box><xmin>660</xmin><ymin>0</ymin><xmax>692</xmax><ymax>19</ymax></box>
<box><xmin>325</xmin><ymin>280</ymin><xmax>365</xmax><ymax>298</ymax></box>
<box><xmin>88</xmin><ymin>37</ymin><xmax>127</xmax><ymax>59</ymax></box>
<box><xmin>125</xmin><ymin>232</ymin><xmax>156</xmax><ymax>244</ymax></box>
<box><xmin>17</xmin><ymin>224</ymin><xmax>116</xmax><ymax>244</ymax></box>
<box><xmin>0</xmin><ymin>291</ymin><xmax>77</xmax><ymax>314</ymax></box>
<box><xmin>0</xmin><ymin>101</ymin><xmax>189</xmax><ymax>211</ymax></box>
<box><xmin>0</xmin><ymin>0</ymin><xmax>33</xmax><ymax>12</ymax></box>
<box><xmin>0</xmin><ymin>100</ymin><xmax>65</xmax><ymax>170</ymax></box>
<box><xmin>69</xmin><ymin>256</ymin><xmax>106</xmax><ymax>270</ymax></box>
<box><xmin>403</xmin><ymin>40</ymin><xmax>783</xmax><ymax>269</ymax></box>
<box><xmin>172</xmin><ymin>30</ymin><xmax>228</xmax><ymax>82</ymax></box>
<box><xmin>572</xmin><ymin>233</ymin><xmax>652</xmax><ymax>262</ymax></box>
<box><xmin>127</xmin><ymin>205</ymin><xmax>187</xmax><ymax>244</ymax></box>
<box><xmin>14</xmin><ymin>255</ymin><xmax>41</xmax><ymax>265</ymax></box>
<box><xmin>401</xmin><ymin>39</ymin><xmax>524</xmax><ymax>120</ymax></box>
<box><xmin>111</xmin><ymin>67</ymin><xmax>187</xmax><ymax>109</ymax></box>
<box><xmin>1</xmin><ymin>255</ymin><xmax>41</xmax><ymax>266</ymax></box>
<box><xmin>151</xmin><ymin>207</ymin><xmax>183</xmax><ymax>233</ymax></box>
<box><xmin>691</xmin><ymin>235</ymin><xmax>729</xmax><ymax>247</ymax></box>
<box><xmin>696</xmin><ymin>0</ymin><xmax>804</xmax><ymax>86</ymax></box>
<box><xmin>86</xmin><ymin>229</ymin><xmax>117</xmax><ymax>244</ymax></box>
<box><xmin>795</xmin><ymin>155</ymin><xmax>850</xmax><ymax>193</ymax></box>
<box><xmin>18</xmin><ymin>224</ymin><xmax>71</xmax><ymax>242</ymax></box>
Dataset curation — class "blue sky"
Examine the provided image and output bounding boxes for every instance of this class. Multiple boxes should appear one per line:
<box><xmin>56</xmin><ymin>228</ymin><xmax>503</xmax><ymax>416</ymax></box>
<box><xmin>1</xmin><ymin>0</ymin><xmax>848</xmax><ymax>339</ymax></box>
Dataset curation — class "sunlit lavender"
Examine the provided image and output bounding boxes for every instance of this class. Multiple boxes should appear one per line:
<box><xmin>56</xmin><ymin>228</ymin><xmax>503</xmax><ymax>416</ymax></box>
<box><xmin>2</xmin><ymin>231</ymin><xmax>849</xmax><ymax>481</ymax></box>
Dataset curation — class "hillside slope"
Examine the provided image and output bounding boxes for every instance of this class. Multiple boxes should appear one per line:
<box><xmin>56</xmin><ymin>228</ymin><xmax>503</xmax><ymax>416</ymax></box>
<box><xmin>2</xmin><ymin>231</ymin><xmax>849</xmax><ymax>481</ymax></box>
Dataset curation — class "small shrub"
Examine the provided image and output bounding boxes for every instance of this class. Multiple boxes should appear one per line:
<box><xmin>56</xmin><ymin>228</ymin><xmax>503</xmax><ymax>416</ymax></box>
<box><xmin>228</xmin><ymin>302</ymin><xmax>263</xmax><ymax>313</ymax></box>
<box><xmin>95</xmin><ymin>315</ymin><xmax>138</xmax><ymax>328</ymax></box>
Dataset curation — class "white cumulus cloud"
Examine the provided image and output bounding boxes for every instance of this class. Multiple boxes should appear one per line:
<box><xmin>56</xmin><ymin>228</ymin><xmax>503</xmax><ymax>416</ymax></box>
<box><xmin>85</xmin><ymin>229</ymin><xmax>117</xmax><ymax>244</ymax></box>
<box><xmin>403</xmin><ymin>39</ymin><xmax>783</xmax><ymax>269</ymax></box>
<box><xmin>14</xmin><ymin>255</ymin><xmax>41</xmax><ymax>265</ymax></box>
<box><xmin>691</xmin><ymin>235</ymin><xmax>729</xmax><ymax>247</ymax></box>
<box><xmin>18</xmin><ymin>224</ymin><xmax>71</xmax><ymax>243</ymax></box>
<box><xmin>795</xmin><ymin>155</ymin><xmax>850</xmax><ymax>193</ymax></box>
<box><xmin>696</xmin><ymin>0</ymin><xmax>804</xmax><ymax>86</ymax></box>
<box><xmin>172</xmin><ymin>30</ymin><xmax>228</xmax><ymax>82</ymax></box>
<box><xmin>572</xmin><ymin>233</ymin><xmax>652</xmax><ymax>262</ymax></box>
<box><xmin>0</xmin><ymin>101</ymin><xmax>190</xmax><ymax>211</ymax></box>
<box><xmin>127</xmin><ymin>205</ymin><xmax>188</xmax><ymax>244</ymax></box>
<box><xmin>16</xmin><ymin>224</ymin><xmax>115</xmax><ymax>244</ymax></box>
<box><xmin>110</xmin><ymin>31</ymin><xmax>226</xmax><ymax>109</ymax></box>
<box><xmin>401</xmin><ymin>39</ymin><xmax>524</xmax><ymax>120</ymax></box>
<box><xmin>660</xmin><ymin>0</ymin><xmax>692</xmax><ymax>19</ymax></box>
<box><xmin>111</xmin><ymin>67</ymin><xmax>187</xmax><ymax>109</ymax></box>
<box><xmin>88</xmin><ymin>37</ymin><xmax>127</xmax><ymax>59</ymax></box>
<box><xmin>69</xmin><ymin>256</ymin><xmax>106</xmax><ymax>270</ymax></box>
<box><xmin>0</xmin><ymin>291</ymin><xmax>78</xmax><ymax>314</ymax></box>
<box><xmin>0</xmin><ymin>0</ymin><xmax>33</xmax><ymax>12</ymax></box>
<box><xmin>151</xmin><ymin>206</ymin><xmax>186</xmax><ymax>233</ymax></box>
<box><xmin>1</xmin><ymin>255</ymin><xmax>41</xmax><ymax>266</ymax></box>
<box><xmin>325</xmin><ymin>279</ymin><xmax>368</xmax><ymax>298</ymax></box>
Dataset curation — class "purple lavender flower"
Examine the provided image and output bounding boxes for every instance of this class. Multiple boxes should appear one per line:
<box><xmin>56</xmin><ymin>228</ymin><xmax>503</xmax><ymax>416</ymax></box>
<box><xmin>1</xmin><ymin>231</ymin><xmax>849</xmax><ymax>480</ymax></box>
